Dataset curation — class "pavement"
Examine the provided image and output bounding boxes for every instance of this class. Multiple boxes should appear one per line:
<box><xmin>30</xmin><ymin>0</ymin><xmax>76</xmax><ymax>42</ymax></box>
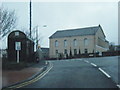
<box><xmin>2</xmin><ymin>60</ymin><xmax>47</xmax><ymax>89</ymax></box>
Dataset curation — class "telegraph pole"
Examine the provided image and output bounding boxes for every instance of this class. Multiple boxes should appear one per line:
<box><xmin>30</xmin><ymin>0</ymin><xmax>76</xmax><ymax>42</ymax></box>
<box><xmin>29</xmin><ymin>0</ymin><xmax>32</xmax><ymax>38</ymax></box>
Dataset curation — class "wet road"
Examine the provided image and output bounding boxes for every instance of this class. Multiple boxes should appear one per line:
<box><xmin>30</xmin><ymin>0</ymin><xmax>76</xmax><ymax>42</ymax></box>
<box><xmin>84</xmin><ymin>56</ymin><xmax>119</xmax><ymax>84</ymax></box>
<box><xmin>23</xmin><ymin>57</ymin><xmax>118</xmax><ymax>88</ymax></box>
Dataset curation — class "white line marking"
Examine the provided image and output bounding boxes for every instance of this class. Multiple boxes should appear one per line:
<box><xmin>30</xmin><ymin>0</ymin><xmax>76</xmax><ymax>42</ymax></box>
<box><xmin>117</xmin><ymin>85</ymin><xmax>120</xmax><ymax>88</ymax></box>
<box><xmin>45</xmin><ymin>61</ymin><xmax>47</xmax><ymax>64</ymax></box>
<box><xmin>98</xmin><ymin>68</ymin><xmax>111</xmax><ymax>78</ymax></box>
<box><xmin>86</xmin><ymin>60</ymin><xmax>89</xmax><ymax>63</ymax></box>
<box><xmin>91</xmin><ymin>63</ymin><xmax>97</xmax><ymax>67</ymax></box>
<box><xmin>84</xmin><ymin>60</ymin><xmax>89</xmax><ymax>63</ymax></box>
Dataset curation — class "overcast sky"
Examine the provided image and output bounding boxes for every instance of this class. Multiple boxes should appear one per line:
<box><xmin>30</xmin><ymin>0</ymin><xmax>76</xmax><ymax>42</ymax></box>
<box><xmin>0</xmin><ymin>0</ymin><xmax>118</xmax><ymax>48</ymax></box>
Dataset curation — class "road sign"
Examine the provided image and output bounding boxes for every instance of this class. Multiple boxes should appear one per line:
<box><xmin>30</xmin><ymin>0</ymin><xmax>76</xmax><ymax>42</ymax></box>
<box><xmin>15</xmin><ymin>42</ymin><xmax>21</xmax><ymax>50</ymax></box>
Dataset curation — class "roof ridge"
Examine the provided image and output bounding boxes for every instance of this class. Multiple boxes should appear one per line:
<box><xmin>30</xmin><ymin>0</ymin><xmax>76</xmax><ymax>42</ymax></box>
<box><xmin>57</xmin><ymin>25</ymin><xmax>99</xmax><ymax>32</ymax></box>
<box><xmin>49</xmin><ymin>25</ymin><xmax>101</xmax><ymax>39</ymax></box>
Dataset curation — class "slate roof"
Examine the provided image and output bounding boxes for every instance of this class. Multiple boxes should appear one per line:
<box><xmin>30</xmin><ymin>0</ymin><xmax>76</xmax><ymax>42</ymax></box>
<box><xmin>49</xmin><ymin>25</ymin><xmax>102</xmax><ymax>39</ymax></box>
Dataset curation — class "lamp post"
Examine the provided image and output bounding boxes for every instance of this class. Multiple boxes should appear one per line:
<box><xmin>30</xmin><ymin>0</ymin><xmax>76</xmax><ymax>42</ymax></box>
<box><xmin>35</xmin><ymin>25</ymin><xmax>47</xmax><ymax>50</ymax></box>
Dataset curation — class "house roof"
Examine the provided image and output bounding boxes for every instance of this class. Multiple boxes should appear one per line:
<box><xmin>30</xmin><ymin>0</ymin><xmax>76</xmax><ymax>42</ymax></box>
<box><xmin>49</xmin><ymin>25</ymin><xmax>103</xmax><ymax>39</ymax></box>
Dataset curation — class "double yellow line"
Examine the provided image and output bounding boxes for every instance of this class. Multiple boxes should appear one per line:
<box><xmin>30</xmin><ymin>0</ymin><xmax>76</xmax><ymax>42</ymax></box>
<box><xmin>7</xmin><ymin>61</ymin><xmax>53</xmax><ymax>89</ymax></box>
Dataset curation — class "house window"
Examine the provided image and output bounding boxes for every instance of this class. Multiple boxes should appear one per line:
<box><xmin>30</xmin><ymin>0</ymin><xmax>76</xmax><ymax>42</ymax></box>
<box><xmin>84</xmin><ymin>38</ymin><xmax>88</xmax><ymax>46</ymax></box>
<box><xmin>15</xmin><ymin>32</ymin><xmax>19</xmax><ymax>36</ymax></box>
<box><xmin>84</xmin><ymin>49</ymin><xmax>88</xmax><ymax>54</ymax></box>
<box><xmin>64</xmin><ymin>40</ymin><xmax>67</xmax><ymax>47</ymax></box>
<box><xmin>74</xmin><ymin>49</ymin><xmax>77</xmax><ymax>55</ymax></box>
<box><xmin>73</xmin><ymin>39</ymin><xmax>77</xmax><ymax>46</ymax></box>
<box><xmin>55</xmin><ymin>40</ymin><xmax>58</xmax><ymax>47</ymax></box>
<box><xmin>64</xmin><ymin>49</ymin><xmax>67</xmax><ymax>54</ymax></box>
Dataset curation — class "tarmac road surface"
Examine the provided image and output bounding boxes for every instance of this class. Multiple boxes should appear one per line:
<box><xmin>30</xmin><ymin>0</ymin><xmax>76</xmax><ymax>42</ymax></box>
<box><xmin>22</xmin><ymin>57</ymin><xmax>118</xmax><ymax>88</ymax></box>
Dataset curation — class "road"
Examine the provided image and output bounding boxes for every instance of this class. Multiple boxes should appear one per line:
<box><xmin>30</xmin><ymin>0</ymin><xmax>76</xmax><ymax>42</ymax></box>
<box><xmin>83</xmin><ymin>56</ymin><xmax>119</xmax><ymax>85</ymax></box>
<box><xmin>22</xmin><ymin>56</ymin><xmax>118</xmax><ymax>88</ymax></box>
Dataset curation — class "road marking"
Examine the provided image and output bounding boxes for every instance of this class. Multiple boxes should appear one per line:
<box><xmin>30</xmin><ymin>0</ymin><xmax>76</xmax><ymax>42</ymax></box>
<box><xmin>16</xmin><ymin>62</ymin><xmax>53</xmax><ymax>88</ymax></box>
<box><xmin>91</xmin><ymin>63</ymin><xmax>97</xmax><ymax>67</ymax></box>
<box><xmin>16</xmin><ymin>65</ymin><xmax>53</xmax><ymax>88</ymax></box>
<box><xmin>117</xmin><ymin>85</ymin><xmax>120</xmax><ymax>88</ymax></box>
<box><xmin>9</xmin><ymin>62</ymin><xmax>53</xmax><ymax>89</ymax></box>
<box><xmin>84</xmin><ymin>60</ymin><xmax>89</xmax><ymax>63</ymax></box>
<box><xmin>98</xmin><ymin>68</ymin><xmax>111</xmax><ymax>78</ymax></box>
<box><xmin>45</xmin><ymin>61</ymin><xmax>48</xmax><ymax>64</ymax></box>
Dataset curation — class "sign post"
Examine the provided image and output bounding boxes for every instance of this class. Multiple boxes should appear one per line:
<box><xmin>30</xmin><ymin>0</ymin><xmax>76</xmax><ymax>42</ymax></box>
<box><xmin>17</xmin><ymin>50</ymin><xmax>19</xmax><ymax>63</ymax></box>
<box><xmin>15</xmin><ymin>42</ymin><xmax>21</xmax><ymax>63</ymax></box>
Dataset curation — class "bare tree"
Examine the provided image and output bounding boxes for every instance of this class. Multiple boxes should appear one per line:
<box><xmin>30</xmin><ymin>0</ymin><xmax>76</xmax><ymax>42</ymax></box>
<box><xmin>21</xmin><ymin>27</ymin><xmax>30</xmax><ymax>38</ymax></box>
<box><xmin>0</xmin><ymin>6</ymin><xmax>17</xmax><ymax>39</ymax></box>
<box><xmin>21</xmin><ymin>26</ymin><xmax>43</xmax><ymax>48</ymax></box>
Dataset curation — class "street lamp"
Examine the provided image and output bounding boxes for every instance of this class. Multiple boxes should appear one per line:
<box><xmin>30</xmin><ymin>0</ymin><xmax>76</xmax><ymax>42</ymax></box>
<box><xmin>35</xmin><ymin>25</ymin><xmax>47</xmax><ymax>50</ymax></box>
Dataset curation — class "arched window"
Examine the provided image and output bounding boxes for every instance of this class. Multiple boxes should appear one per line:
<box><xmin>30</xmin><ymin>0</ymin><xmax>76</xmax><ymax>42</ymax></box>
<box><xmin>73</xmin><ymin>39</ymin><xmax>77</xmax><ymax>46</ymax></box>
<box><xmin>64</xmin><ymin>40</ymin><xmax>67</xmax><ymax>47</ymax></box>
<box><xmin>84</xmin><ymin>38</ymin><xmax>88</xmax><ymax>46</ymax></box>
<box><xmin>55</xmin><ymin>40</ymin><xmax>58</xmax><ymax>47</ymax></box>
